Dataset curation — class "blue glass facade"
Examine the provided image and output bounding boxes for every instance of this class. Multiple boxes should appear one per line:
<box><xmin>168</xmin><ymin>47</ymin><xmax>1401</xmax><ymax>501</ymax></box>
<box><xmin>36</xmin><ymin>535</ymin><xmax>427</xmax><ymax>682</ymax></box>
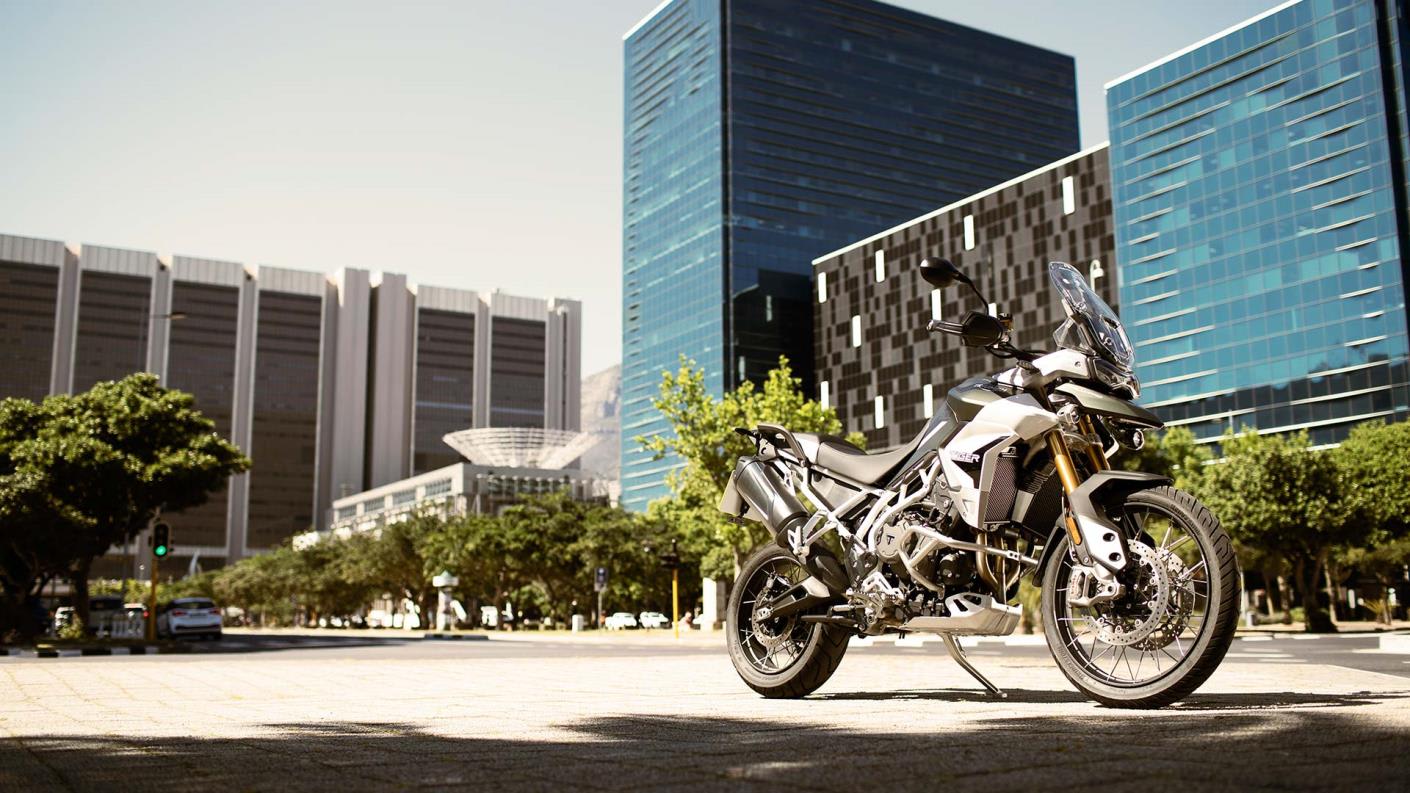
<box><xmin>623</xmin><ymin>0</ymin><xmax>1079</xmax><ymax>510</ymax></box>
<box><xmin>1109</xmin><ymin>0</ymin><xmax>1410</xmax><ymax>445</ymax></box>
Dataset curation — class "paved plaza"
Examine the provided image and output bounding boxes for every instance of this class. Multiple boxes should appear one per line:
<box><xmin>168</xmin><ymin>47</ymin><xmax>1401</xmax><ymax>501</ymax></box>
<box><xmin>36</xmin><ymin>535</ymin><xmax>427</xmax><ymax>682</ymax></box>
<box><xmin>2</xmin><ymin>631</ymin><xmax>1408</xmax><ymax>791</ymax></box>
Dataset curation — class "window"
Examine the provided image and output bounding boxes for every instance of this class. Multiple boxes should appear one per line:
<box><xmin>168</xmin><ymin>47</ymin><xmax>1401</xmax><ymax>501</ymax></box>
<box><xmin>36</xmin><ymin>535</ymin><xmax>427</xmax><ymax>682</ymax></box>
<box><xmin>817</xmin><ymin>271</ymin><xmax>828</xmax><ymax>303</ymax></box>
<box><xmin>423</xmin><ymin>478</ymin><xmax>452</xmax><ymax>497</ymax></box>
<box><xmin>930</xmin><ymin>289</ymin><xmax>942</xmax><ymax>321</ymax></box>
<box><xmin>820</xmin><ymin>381</ymin><xmax>830</xmax><ymax>409</ymax></box>
<box><xmin>874</xmin><ymin>250</ymin><xmax>885</xmax><ymax>282</ymax></box>
<box><xmin>874</xmin><ymin>396</ymin><xmax>885</xmax><ymax>429</ymax></box>
<box><xmin>1062</xmin><ymin>175</ymin><xmax>1076</xmax><ymax>215</ymax></box>
<box><xmin>851</xmin><ymin>315</ymin><xmax>862</xmax><ymax>347</ymax></box>
<box><xmin>963</xmin><ymin>214</ymin><xmax>976</xmax><ymax>250</ymax></box>
<box><xmin>922</xmin><ymin>384</ymin><xmax>934</xmax><ymax>419</ymax></box>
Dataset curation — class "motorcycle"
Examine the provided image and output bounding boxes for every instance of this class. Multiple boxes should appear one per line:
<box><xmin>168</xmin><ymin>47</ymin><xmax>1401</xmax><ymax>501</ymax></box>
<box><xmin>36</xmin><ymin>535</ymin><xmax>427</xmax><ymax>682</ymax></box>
<box><xmin>718</xmin><ymin>257</ymin><xmax>1238</xmax><ymax>708</ymax></box>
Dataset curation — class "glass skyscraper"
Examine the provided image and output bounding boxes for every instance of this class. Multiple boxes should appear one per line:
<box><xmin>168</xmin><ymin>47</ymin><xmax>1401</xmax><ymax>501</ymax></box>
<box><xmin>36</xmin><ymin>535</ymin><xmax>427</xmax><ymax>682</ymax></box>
<box><xmin>622</xmin><ymin>0</ymin><xmax>1080</xmax><ymax>509</ymax></box>
<box><xmin>1108</xmin><ymin>0</ymin><xmax>1410</xmax><ymax>444</ymax></box>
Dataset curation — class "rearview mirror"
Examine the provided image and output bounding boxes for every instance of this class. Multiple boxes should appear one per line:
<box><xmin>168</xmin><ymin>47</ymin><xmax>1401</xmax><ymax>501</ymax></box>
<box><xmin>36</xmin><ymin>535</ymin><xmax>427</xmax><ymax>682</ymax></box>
<box><xmin>919</xmin><ymin>256</ymin><xmax>968</xmax><ymax>289</ymax></box>
<box><xmin>958</xmin><ymin>310</ymin><xmax>1005</xmax><ymax>347</ymax></box>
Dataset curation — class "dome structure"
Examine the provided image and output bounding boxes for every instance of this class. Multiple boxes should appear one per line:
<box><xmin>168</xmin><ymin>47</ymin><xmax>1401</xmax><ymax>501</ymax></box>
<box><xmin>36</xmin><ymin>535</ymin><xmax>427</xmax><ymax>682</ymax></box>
<box><xmin>441</xmin><ymin>427</ymin><xmax>598</xmax><ymax>470</ymax></box>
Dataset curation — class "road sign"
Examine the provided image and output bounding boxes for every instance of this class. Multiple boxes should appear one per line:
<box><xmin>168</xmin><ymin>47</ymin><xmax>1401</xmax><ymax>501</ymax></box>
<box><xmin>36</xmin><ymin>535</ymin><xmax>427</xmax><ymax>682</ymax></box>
<box><xmin>594</xmin><ymin>567</ymin><xmax>608</xmax><ymax>592</ymax></box>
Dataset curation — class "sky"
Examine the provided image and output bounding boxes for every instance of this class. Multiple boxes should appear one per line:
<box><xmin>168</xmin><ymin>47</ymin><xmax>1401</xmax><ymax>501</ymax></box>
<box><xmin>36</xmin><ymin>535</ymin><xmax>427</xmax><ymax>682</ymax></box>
<box><xmin>0</xmin><ymin>0</ymin><xmax>1277</xmax><ymax>377</ymax></box>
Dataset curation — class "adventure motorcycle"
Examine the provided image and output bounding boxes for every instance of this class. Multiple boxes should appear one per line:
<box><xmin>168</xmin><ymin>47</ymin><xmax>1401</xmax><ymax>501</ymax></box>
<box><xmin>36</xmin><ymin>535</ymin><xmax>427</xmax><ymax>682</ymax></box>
<box><xmin>719</xmin><ymin>257</ymin><xmax>1238</xmax><ymax>708</ymax></box>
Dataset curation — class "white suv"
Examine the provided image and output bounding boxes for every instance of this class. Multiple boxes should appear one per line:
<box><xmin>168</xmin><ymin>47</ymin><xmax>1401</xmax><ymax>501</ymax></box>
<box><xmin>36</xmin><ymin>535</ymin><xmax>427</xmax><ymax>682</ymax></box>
<box><xmin>157</xmin><ymin>597</ymin><xmax>223</xmax><ymax>640</ymax></box>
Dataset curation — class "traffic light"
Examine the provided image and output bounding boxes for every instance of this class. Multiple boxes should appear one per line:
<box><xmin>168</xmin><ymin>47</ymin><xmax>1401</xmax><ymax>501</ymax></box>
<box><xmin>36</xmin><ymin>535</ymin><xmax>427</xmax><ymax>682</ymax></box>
<box><xmin>151</xmin><ymin>522</ymin><xmax>171</xmax><ymax>558</ymax></box>
<box><xmin>658</xmin><ymin>539</ymin><xmax>680</xmax><ymax>571</ymax></box>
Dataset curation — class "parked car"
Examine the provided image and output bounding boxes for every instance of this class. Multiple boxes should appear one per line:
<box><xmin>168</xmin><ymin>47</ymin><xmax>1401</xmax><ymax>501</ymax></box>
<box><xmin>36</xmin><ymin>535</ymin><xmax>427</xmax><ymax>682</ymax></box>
<box><xmin>157</xmin><ymin>597</ymin><xmax>223</xmax><ymax>640</ymax></box>
<box><xmin>638</xmin><ymin>611</ymin><xmax>670</xmax><ymax>629</ymax></box>
<box><xmin>52</xmin><ymin>606</ymin><xmax>75</xmax><ymax>635</ymax></box>
<box><xmin>53</xmin><ymin>596</ymin><xmax>129</xmax><ymax>636</ymax></box>
<box><xmin>604</xmin><ymin>612</ymin><xmax>638</xmax><ymax>630</ymax></box>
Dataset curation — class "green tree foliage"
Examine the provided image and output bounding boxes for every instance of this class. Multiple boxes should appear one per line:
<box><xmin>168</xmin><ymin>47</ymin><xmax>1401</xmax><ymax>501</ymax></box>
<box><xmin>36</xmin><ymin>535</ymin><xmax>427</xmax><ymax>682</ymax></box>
<box><xmin>1196</xmin><ymin>429</ymin><xmax>1365</xmax><ymax>633</ymax></box>
<box><xmin>0</xmin><ymin>374</ymin><xmax>249</xmax><ymax>638</ymax></box>
<box><xmin>1335</xmin><ymin>420</ymin><xmax>1410</xmax><ymax>541</ymax></box>
<box><xmin>197</xmin><ymin>494</ymin><xmax>669</xmax><ymax>629</ymax></box>
<box><xmin>639</xmin><ymin>356</ymin><xmax>862</xmax><ymax>578</ymax></box>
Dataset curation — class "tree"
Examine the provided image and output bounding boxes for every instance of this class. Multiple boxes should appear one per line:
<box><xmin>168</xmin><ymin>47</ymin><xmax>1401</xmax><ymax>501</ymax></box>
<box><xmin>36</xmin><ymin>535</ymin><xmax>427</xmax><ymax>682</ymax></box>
<box><xmin>1333</xmin><ymin>420</ymin><xmax>1410</xmax><ymax>625</ymax></box>
<box><xmin>494</xmin><ymin>492</ymin><xmax>677</xmax><ymax>623</ymax></box>
<box><xmin>213</xmin><ymin>546</ymin><xmax>300</xmax><ymax>625</ymax></box>
<box><xmin>0</xmin><ymin>375</ymin><xmax>249</xmax><ymax>637</ymax></box>
<box><xmin>342</xmin><ymin>511</ymin><xmax>444</xmax><ymax>627</ymax></box>
<box><xmin>639</xmin><ymin>356</ymin><xmax>862</xmax><ymax>578</ymax></box>
<box><xmin>1336</xmin><ymin>420</ymin><xmax>1410</xmax><ymax>542</ymax></box>
<box><xmin>421</xmin><ymin>512</ymin><xmax>526</xmax><ymax>626</ymax></box>
<box><xmin>1339</xmin><ymin>537</ymin><xmax>1410</xmax><ymax>625</ymax></box>
<box><xmin>1196</xmin><ymin>429</ymin><xmax>1363</xmax><ymax>633</ymax></box>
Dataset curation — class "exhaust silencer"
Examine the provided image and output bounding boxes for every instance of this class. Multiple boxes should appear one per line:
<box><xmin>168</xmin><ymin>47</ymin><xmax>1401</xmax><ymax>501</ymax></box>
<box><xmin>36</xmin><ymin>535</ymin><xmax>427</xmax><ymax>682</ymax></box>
<box><xmin>730</xmin><ymin>458</ymin><xmax>848</xmax><ymax>592</ymax></box>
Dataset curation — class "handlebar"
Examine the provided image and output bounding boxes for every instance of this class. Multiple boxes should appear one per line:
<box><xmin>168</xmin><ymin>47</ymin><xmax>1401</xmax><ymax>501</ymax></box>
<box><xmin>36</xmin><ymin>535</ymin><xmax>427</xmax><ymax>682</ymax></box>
<box><xmin>925</xmin><ymin>319</ymin><xmax>966</xmax><ymax>334</ymax></box>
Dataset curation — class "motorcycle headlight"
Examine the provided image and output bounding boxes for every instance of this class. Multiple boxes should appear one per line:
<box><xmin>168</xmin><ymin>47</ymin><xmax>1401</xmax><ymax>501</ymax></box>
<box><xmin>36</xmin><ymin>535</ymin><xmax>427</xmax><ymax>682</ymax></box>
<box><xmin>1091</xmin><ymin>358</ymin><xmax>1140</xmax><ymax>399</ymax></box>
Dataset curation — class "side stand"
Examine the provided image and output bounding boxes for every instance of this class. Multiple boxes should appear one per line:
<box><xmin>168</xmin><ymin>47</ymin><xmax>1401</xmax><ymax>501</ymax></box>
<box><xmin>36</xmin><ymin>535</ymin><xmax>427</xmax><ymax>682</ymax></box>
<box><xmin>939</xmin><ymin>633</ymin><xmax>1006</xmax><ymax>698</ymax></box>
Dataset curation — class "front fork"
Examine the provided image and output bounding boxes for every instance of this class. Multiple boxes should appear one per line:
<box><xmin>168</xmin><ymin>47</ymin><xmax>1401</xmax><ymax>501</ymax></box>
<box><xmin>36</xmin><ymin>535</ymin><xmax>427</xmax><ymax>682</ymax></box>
<box><xmin>1045</xmin><ymin>424</ymin><xmax>1127</xmax><ymax>607</ymax></box>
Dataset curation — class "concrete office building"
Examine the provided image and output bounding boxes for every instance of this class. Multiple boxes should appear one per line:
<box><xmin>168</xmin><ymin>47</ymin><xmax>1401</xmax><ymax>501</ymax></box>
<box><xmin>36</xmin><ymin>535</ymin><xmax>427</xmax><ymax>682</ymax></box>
<box><xmin>1107</xmin><ymin>0</ymin><xmax>1410</xmax><ymax>443</ymax></box>
<box><xmin>812</xmin><ymin>145</ymin><xmax>1117</xmax><ymax>449</ymax></box>
<box><xmin>0</xmin><ymin>232</ymin><xmax>582</xmax><ymax>572</ymax></box>
<box><xmin>621</xmin><ymin>0</ymin><xmax>1082</xmax><ymax>509</ymax></box>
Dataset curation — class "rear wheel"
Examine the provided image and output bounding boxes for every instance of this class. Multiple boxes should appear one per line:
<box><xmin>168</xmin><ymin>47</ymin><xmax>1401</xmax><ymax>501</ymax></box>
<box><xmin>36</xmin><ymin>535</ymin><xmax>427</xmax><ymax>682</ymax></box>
<box><xmin>726</xmin><ymin>544</ymin><xmax>848</xmax><ymax>698</ymax></box>
<box><xmin>1041</xmin><ymin>486</ymin><xmax>1238</xmax><ymax>708</ymax></box>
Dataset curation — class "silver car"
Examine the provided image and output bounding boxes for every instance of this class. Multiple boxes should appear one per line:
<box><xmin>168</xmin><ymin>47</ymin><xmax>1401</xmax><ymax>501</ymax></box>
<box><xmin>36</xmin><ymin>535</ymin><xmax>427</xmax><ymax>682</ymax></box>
<box><xmin>157</xmin><ymin>597</ymin><xmax>223</xmax><ymax>640</ymax></box>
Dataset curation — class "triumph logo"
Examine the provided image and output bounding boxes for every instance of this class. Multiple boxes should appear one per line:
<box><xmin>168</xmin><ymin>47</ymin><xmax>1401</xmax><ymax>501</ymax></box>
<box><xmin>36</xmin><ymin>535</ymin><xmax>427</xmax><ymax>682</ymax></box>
<box><xmin>948</xmin><ymin>449</ymin><xmax>981</xmax><ymax>464</ymax></box>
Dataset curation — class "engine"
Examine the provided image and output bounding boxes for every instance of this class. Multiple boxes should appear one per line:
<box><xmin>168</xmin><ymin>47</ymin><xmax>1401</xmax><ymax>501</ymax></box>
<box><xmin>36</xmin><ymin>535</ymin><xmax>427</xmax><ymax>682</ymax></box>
<box><xmin>857</xmin><ymin>499</ymin><xmax>1021</xmax><ymax>634</ymax></box>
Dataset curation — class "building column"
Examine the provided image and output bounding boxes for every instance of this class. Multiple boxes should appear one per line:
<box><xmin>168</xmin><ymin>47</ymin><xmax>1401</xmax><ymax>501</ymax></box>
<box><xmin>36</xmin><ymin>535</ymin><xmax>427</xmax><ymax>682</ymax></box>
<box><xmin>472</xmin><ymin>293</ymin><xmax>492</xmax><ymax>428</ymax></box>
<box><xmin>146</xmin><ymin>256</ymin><xmax>174</xmax><ymax>382</ymax></box>
<box><xmin>367</xmin><ymin>273</ymin><xmax>414</xmax><ymax>487</ymax></box>
<box><xmin>49</xmin><ymin>245</ymin><xmax>81</xmax><ymax>395</ymax></box>
<box><xmin>225</xmin><ymin>267</ymin><xmax>259</xmax><ymax>562</ymax></box>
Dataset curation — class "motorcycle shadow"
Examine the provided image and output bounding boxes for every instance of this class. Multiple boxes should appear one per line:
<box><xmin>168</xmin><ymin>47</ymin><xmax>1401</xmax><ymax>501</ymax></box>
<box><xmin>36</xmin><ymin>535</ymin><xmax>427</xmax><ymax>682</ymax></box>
<box><xmin>813</xmin><ymin>688</ymin><xmax>1407</xmax><ymax>710</ymax></box>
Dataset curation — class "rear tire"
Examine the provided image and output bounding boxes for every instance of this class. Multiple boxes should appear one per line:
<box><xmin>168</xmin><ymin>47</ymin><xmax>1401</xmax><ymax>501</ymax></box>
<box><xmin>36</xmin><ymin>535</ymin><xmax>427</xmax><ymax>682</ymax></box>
<box><xmin>726</xmin><ymin>544</ymin><xmax>849</xmax><ymax>698</ymax></box>
<box><xmin>1041</xmin><ymin>486</ymin><xmax>1238</xmax><ymax>708</ymax></box>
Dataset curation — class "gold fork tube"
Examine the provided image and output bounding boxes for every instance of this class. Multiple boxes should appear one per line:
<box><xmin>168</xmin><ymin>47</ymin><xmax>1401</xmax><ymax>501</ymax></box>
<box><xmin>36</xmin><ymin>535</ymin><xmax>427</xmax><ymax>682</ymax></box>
<box><xmin>1078</xmin><ymin>415</ymin><xmax>1109</xmax><ymax>472</ymax></box>
<box><xmin>1047</xmin><ymin>430</ymin><xmax>1084</xmax><ymax>546</ymax></box>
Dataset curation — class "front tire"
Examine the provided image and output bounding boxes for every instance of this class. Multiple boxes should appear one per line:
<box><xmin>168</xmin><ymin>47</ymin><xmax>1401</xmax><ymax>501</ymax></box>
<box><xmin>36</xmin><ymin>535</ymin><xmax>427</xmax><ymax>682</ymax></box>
<box><xmin>1040</xmin><ymin>486</ymin><xmax>1238</xmax><ymax>708</ymax></box>
<box><xmin>726</xmin><ymin>544</ymin><xmax>849</xmax><ymax>698</ymax></box>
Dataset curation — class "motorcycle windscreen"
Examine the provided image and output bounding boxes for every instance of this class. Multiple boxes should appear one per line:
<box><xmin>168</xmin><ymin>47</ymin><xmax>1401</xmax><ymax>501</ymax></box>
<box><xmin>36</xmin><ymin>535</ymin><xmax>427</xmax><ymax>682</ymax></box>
<box><xmin>1048</xmin><ymin>261</ymin><xmax>1134</xmax><ymax>370</ymax></box>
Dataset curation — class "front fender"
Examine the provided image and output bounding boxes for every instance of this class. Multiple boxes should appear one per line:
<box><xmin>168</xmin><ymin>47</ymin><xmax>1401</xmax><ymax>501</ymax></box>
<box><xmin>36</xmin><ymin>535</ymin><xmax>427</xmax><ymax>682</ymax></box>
<box><xmin>1067</xmin><ymin>470</ymin><xmax>1171</xmax><ymax>573</ymax></box>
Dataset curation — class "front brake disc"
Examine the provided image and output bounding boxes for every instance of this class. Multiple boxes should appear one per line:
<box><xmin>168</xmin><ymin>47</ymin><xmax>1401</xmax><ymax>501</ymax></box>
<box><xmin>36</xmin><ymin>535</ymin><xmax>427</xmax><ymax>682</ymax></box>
<box><xmin>1092</xmin><ymin>542</ymin><xmax>1171</xmax><ymax>647</ymax></box>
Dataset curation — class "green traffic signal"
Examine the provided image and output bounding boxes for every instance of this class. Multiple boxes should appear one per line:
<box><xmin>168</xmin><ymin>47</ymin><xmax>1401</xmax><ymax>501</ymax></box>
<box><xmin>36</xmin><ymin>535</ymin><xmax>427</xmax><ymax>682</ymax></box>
<box><xmin>152</xmin><ymin>522</ymin><xmax>171</xmax><ymax>558</ymax></box>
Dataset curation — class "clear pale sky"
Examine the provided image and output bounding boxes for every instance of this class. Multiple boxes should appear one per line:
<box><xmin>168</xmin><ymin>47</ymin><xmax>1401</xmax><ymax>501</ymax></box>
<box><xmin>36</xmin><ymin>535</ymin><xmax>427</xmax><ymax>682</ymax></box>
<box><xmin>0</xmin><ymin>0</ymin><xmax>1276</xmax><ymax>377</ymax></box>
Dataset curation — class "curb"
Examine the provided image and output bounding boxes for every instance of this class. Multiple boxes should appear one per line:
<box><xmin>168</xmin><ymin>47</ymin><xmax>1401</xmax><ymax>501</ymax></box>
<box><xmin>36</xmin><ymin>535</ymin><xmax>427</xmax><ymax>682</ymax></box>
<box><xmin>422</xmin><ymin>633</ymin><xmax>490</xmax><ymax>641</ymax></box>
<box><xmin>2</xmin><ymin>644</ymin><xmax>181</xmax><ymax>659</ymax></box>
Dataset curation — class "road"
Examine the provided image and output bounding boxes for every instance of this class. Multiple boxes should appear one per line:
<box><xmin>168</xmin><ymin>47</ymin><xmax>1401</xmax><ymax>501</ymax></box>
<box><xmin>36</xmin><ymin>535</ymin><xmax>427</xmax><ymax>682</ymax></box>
<box><xmin>2</xmin><ymin>630</ymin><xmax>1408</xmax><ymax>791</ymax></box>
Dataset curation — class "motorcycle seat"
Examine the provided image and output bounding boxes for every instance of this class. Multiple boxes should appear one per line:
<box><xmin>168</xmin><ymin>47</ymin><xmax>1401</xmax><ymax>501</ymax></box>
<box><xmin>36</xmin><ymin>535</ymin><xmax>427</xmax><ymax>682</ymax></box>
<box><xmin>793</xmin><ymin>433</ymin><xmax>919</xmax><ymax>485</ymax></box>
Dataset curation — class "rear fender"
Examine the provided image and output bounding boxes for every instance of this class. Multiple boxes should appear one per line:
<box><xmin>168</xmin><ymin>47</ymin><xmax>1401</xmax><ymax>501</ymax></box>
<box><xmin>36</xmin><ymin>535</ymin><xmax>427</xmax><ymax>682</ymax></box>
<box><xmin>1067</xmin><ymin>470</ymin><xmax>1171</xmax><ymax>573</ymax></box>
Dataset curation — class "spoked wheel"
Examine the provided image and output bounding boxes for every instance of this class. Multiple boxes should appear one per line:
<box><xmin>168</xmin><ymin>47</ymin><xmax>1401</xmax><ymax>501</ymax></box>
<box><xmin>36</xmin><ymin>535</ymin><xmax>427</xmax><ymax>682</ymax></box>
<box><xmin>726</xmin><ymin>544</ymin><xmax>848</xmax><ymax>698</ymax></box>
<box><xmin>1041</xmin><ymin>486</ymin><xmax>1238</xmax><ymax>708</ymax></box>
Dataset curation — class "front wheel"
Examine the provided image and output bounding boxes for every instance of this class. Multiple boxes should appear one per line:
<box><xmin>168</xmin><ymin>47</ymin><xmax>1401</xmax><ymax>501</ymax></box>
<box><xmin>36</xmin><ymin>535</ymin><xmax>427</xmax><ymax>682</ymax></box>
<box><xmin>726</xmin><ymin>544</ymin><xmax>849</xmax><ymax>698</ymax></box>
<box><xmin>1041</xmin><ymin>486</ymin><xmax>1238</xmax><ymax>708</ymax></box>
